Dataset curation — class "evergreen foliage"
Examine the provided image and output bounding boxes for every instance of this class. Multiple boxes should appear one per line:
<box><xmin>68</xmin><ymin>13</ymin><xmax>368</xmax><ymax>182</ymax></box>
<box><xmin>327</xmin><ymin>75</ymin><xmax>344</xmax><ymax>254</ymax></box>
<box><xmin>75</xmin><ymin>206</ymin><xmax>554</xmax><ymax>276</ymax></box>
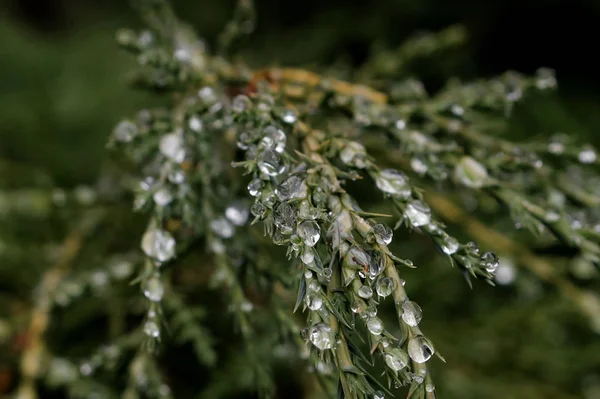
<box><xmin>2</xmin><ymin>0</ymin><xmax>600</xmax><ymax>398</ymax></box>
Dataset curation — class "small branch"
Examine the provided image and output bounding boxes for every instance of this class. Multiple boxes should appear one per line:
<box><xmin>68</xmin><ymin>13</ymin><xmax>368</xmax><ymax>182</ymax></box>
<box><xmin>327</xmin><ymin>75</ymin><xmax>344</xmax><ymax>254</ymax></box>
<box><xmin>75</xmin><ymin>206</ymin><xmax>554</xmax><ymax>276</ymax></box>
<box><xmin>15</xmin><ymin>211</ymin><xmax>103</xmax><ymax>399</ymax></box>
<box><xmin>425</xmin><ymin>192</ymin><xmax>600</xmax><ymax>325</ymax></box>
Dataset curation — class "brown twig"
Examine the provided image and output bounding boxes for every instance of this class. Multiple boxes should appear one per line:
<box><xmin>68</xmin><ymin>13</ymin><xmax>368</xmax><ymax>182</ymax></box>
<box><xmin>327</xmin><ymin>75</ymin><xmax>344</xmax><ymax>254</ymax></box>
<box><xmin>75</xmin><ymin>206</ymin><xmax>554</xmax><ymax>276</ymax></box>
<box><xmin>15</xmin><ymin>211</ymin><xmax>103</xmax><ymax>399</ymax></box>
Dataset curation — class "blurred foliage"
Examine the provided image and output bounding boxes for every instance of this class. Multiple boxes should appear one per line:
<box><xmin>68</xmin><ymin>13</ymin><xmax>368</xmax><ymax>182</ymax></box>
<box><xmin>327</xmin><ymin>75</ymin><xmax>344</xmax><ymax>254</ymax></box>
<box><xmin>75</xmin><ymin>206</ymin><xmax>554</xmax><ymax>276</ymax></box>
<box><xmin>1</xmin><ymin>0</ymin><xmax>600</xmax><ymax>398</ymax></box>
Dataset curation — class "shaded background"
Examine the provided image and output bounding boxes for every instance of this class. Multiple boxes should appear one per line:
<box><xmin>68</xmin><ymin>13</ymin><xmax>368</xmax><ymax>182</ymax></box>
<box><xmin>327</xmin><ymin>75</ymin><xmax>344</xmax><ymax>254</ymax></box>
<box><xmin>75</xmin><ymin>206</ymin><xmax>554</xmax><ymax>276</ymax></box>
<box><xmin>1</xmin><ymin>0</ymin><xmax>600</xmax><ymax>398</ymax></box>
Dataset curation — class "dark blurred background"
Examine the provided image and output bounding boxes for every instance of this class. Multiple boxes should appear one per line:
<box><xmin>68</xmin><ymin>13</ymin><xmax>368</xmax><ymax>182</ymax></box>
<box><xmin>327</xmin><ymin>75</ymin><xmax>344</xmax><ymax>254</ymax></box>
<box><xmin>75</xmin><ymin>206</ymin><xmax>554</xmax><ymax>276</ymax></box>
<box><xmin>2</xmin><ymin>0</ymin><xmax>600</xmax><ymax>187</ymax></box>
<box><xmin>2</xmin><ymin>1</ymin><xmax>600</xmax><ymax>398</ymax></box>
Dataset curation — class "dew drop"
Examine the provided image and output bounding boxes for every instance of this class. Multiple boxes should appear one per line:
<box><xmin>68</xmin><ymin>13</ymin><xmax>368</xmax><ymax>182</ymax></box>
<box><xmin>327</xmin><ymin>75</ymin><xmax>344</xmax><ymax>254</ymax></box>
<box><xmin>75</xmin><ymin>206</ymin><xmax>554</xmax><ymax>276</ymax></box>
<box><xmin>405</xmin><ymin>200</ymin><xmax>431</xmax><ymax>227</ymax></box>
<box><xmin>375</xmin><ymin>169</ymin><xmax>411</xmax><ymax>198</ymax></box>
<box><xmin>305</xmin><ymin>292</ymin><xmax>323</xmax><ymax>310</ymax></box>
<box><xmin>143</xmin><ymin>275</ymin><xmax>164</xmax><ymax>302</ymax></box>
<box><xmin>153</xmin><ymin>188</ymin><xmax>173</xmax><ymax>206</ymax></box>
<box><xmin>210</xmin><ymin>217</ymin><xmax>235</xmax><ymax>238</ymax></box>
<box><xmin>358</xmin><ymin>285</ymin><xmax>373</xmax><ymax>299</ymax></box>
<box><xmin>141</xmin><ymin>228</ymin><xmax>176</xmax><ymax>262</ymax></box>
<box><xmin>188</xmin><ymin>116</ymin><xmax>203</xmax><ymax>132</ymax></box>
<box><xmin>376</xmin><ymin>277</ymin><xmax>394</xmax><ymax>298</ymax></box>
<box><xmin>264</xmin><ymin>125</ymin><xmax>287</xmax><ymax>153</ymax></box>
<box><xmin>407</xmin><ymin>335</ymin><xmax>435</xmax><ymax>363</ymax></box>
<box><xmin>281</xmin><ymin>109</ymin><xmax>297</xmax><ymax>124</ymax></box>
<box><xmin>371</xmin><ymin>223</ymin><xmax>393</xmax><ymax>245</ymax></box>
<box><xmin>481</xmin><ymin>251</ymin><xmax>500</xmax><ymax>273</ymax></box>
<box><xmin>258</xmin><ymin>149</ymin><xmax>285</xmax><ymax>176</ymax></box>
<box><xmin>440</xmin><ymin>234</ymin><xmax>459</xmax><ymax>255</ymax></box>
<box><xmin>247</xmin><ymin>178</ymin><xmax>263</xmax><ymax>197</ymax></box>
<box><xmin>113</xmin><ymin>120</ymin><xmax>137</xmax><ymax>143</ymax></box>
<box><xmin>366</xmin><ymin>317</ymin><xmax>384</xmax><ymax>335</ymax></box>
<box><xmin>143</xmin><ymin>320</ymin><xmax>160</xmax><ymax>338</ymax></box>
<box><xmin>384</xmin><ymin>348</ymin><xmax>409</xmax><ymax>371</ymax></box>
<box><xmin>225</xmin><ymin>202</ymin><xmax>249</xmax><ymax>226</ymax></box>
<box><xmin>308</xmin><ymin>323</ymin><xmax>333</xmax><ymax>350</ymax></box>
<box><xmin>250</xmin><ymin>202</ymin><xmax>267</xmax><ymax>219</ymax></box>
<box><xmin>232</xmin><ymin>94</ymin><xmax>252</xmax><ymax>113</ymax></box>
<box><xmin>301</xmin><ymin>249</ymin><xmax>315</xmax><ymax>264</ymax></box>
<box><xmin>276</xmin><ymin>175</ymin><xmax>306</xmax><ymax>201</ymax></box>
<box><xmin>454</xmin><ymin>156</ymin><xmax>488</xmax><ymax>188</ymax></box>
<box><xmin>401</xmin><ymin>300</ymin><xmax>423</xmax><ymax>326</ymax></box>
<box><xmin>159</xmin><ymin>133</ymin><xmax>186</xmax><ymax>163</ymax></box>
<box><xmin>374</xmin><ymin>390</ymin><xmax>385</xmax><ymax>399</ymax></box>
<box><xmin>298</xmin><ymin>220</ymin><xmax>321</xmax><ymax>247</ymax></box>
<box><xmin>579</xmin><ymin>147</ymin><xmax>597</xmax><ymax>164</ymax></box>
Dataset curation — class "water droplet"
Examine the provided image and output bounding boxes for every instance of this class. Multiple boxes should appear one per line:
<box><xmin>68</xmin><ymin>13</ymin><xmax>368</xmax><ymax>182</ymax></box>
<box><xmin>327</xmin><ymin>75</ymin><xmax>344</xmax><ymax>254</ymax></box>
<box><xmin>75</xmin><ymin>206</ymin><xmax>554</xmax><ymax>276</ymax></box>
<box><xmin>264</xmin><ymin>125</ymin><xmax>287</xmax><ymax>153</ymax></box>
<box><xmin>308</xmin><ymin>323</ymin><xmax>333</xmax><ymax>350</ymax></box>
<box><xmin>548</xmin><ymin>138</ymin><xmax>565</xmax><ymax>154</ymax></box>
<box><xmin>143</xmin><ymin>275</ymin><xmax>164</xmax><ymax>302</ymax></box>
<box><xmin>308</xmin><ymin>280</ymin><xmax>321</xmax><ymax>292</ymax></box>
<box><xmin>113</xmin><ymin>120</ymin><xmax>137</xmax><ymax>142</ymax></box>
<box><xmin>153</xmin><ymin>188</ymin><xmax>173</xmax><ymax>206</ymax></box>
<box><xmin>188</xmin><ymin>116</ymin><xmax>203</xmax><ymax>132</ymax></box>
<box><xmin>451</xmin><ymin>104</ymin><xmax>465</xmax><ymax>116</ymax></box>
<box><xmin>384</xmin><ymin>348</ymin><xmax>408</xmax><ymax>372</ymax></box>
<box><xmin>481</xmin><ymin>251</ymin><xmax>499</xmax><ymax>273</ymax></box>
<box><xmin>305</xmin><ymin>291</ymin><xmax>323</xmax><ymax>310</ymax></box>
<box><xmin>358</xmin><ymin>285</ymin><xmax>373</xmax><ymax>299</ymax></box>
<box><xmin>375</xmin><ymin>169</ymin><xmax>411</xmax><ymax>198</ymax></box>
<box><xmin>298</xmin><ymin>221</ymin><xmax>321</xmax><ymax>247</ymax></box>
<box><xmin>425</xmin><ymin>383</ymin><xmax>435</xmax><ymax>393</ymax></box>
<box><xmin>210</xmin><ymin>217</ymin><xmax>234</xmax><ymax>238</ymax></box>
<box><xmin>141</xmin><ymin>228</ymin><xmax>176</xmax><ymax>262</ymax></box>
<box><xmin>304</xmin><ymin>270</ymin><xmax>313</xmax><ymax>279</ymax></box>
<box><xmin>440</xmin><ymin>234</ymin><xmax>459</xmax><ymax>255</ymax></box>
<box><xmin>225</xmin><ymin>202</ymin><xmax>249</xmax><ymax>226</ymax></box>
<box><xmin>79</xmin><ymin>362</ymin><xmax>94</xmax><ymax>376</ymax></box>
<box><xmin>376</xmin><ymin>277</ymin><xmax>394</xmax><ymax>297</ymax></box>
<box><xmin>410</xmin><ymin>157</ymin><xmax>428</xmax><ymax>175</ymax></box>
<box><xmin>401</xmin><ymin>301</ymin><xmax>423</xmax><ymax>326</ymax></box>
<box><xmin>198</xmin><ymin>87</ymin><xmax>217</xmax><ymax>104</ymax></box>
<box><xmin>495</xmin><ymin>258</ymin><xmax>517</xmax><ymax>285</ymax></box>
<box><xmin>322</xmin><ymin>267</ymin><xmax>333</xmax><ymax>279</ymax></box>
<box><xmin>240</xmin><ymin>300</ymin><xmax>254</xmax><ymax>312</ymax></box>
<box><xmin>344</xmin><ymin>247</ymin><xmax>371</xmax><ymax>269</ymax></box>
<box><xmin>168</xmin><ymin>170</ymin><xmax>185</xmax><ymax>184</ymax></box>
<box><xmin>545</xmin><ymin>211</ymin><xmax>560</xmax><ymax>222</ymax></box>
<box><xmin>466</xmin><ymin>241</ymin><xmax>480</xmax><ymax>255</ymax></box>
<box><xmin>395</xmin><ymin>119</ymin><xmax>407</xmax><ymax>130</ymax></box>
<box><xmin>405</xmin><ymin>200</ymin><xmax>431</xmax><ymax>227</ymax></box>
<box><xmin>74</xmin><ymin>185</ymin><xmax>96</xmax><ymax>205</ymax></box>
<box><xmin>454</xmin><ymin>156</ymin><xmax>488</xmax><ymax>188</ymax></box>
<box><xmin>407</xmin><ymin>335</ymin><xmax>435</xmax><ymax>363</ymax></box>
<box><xmin>350</xmin><ymin>300</ymin><xmax>362</xmax><ymax>313</ymax></box>
<box><xmin>365</xmin><ymin>305</ymin><xmax>378</xmax><ymax>317</ymax></box>
<box><xmin>247</xmin><ymin>178</ymin><xmax>263</xmax><ymax>197</ymax></box>
<box><xmin>276</xmin><ymin>175</ymin><xmax>306</xmax><ymax>201</ymax></box>
<box><xmin>143</xmin><ymin>320</ymin><xmax>160</xmax><ymax>338</ymax></box>
<box><xmin>110</xmin><ymin>260</ymin><xmax>134</xmax><ymax>280</ymax></box>
<box><xmin>579</xmin><ymin>147</ymin><xmax>597</xmax><ymax>164</ymax></box>
<box><xmin>274</xmin><ymin>202</ymin><xmax>296</xmax><ymax>234</ymax></box>
<box><xmin>301</xmin><ymin>249</ymin><xmax>315</xmax><ymax>264</ymax></box>
<box><xmin>374</xmin><ymin>390</ymin><xmax>385</xmax><ymax>399</ymax></box>
<box><xmin>281</xmin><ymin>109</ymin><xmax>297</xmax><ymax>124</ymax></box>
<box><xmin>159</xmin><ymin>133</ymin><xmax>186</xmax><ymax>163</ymax></box>
<box><xmin>366</xmin><ymin>317</ymin><xmax>384</xmax><ymax>335</ymax></box>
<box><xmin>250</xmin><ymin>202</ymin><xmax>267</xmax><ymax>219</ymax></box>
<box><xmin>535</xmin><ymin>68</ymin><xmax>557</xmax><ymax>90</ymax></box>
<box><xmin>232</xmin><ymin>94</ymin><xmax>252</xmax><ymax>113</ymax></box>
<box><xmin>340</xmin><ymin>142</ymin><xmax>367</xmax><ymax>168</ymax></box>
<box><xmin>371</xmin><ymin>223</ymin><xmax>393</xmax><ymax>245</ymax></box>
<box><xmin>258</xmin><ymin>149</ymin><xmax>285</xmax><ymax>176</ymax></box>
